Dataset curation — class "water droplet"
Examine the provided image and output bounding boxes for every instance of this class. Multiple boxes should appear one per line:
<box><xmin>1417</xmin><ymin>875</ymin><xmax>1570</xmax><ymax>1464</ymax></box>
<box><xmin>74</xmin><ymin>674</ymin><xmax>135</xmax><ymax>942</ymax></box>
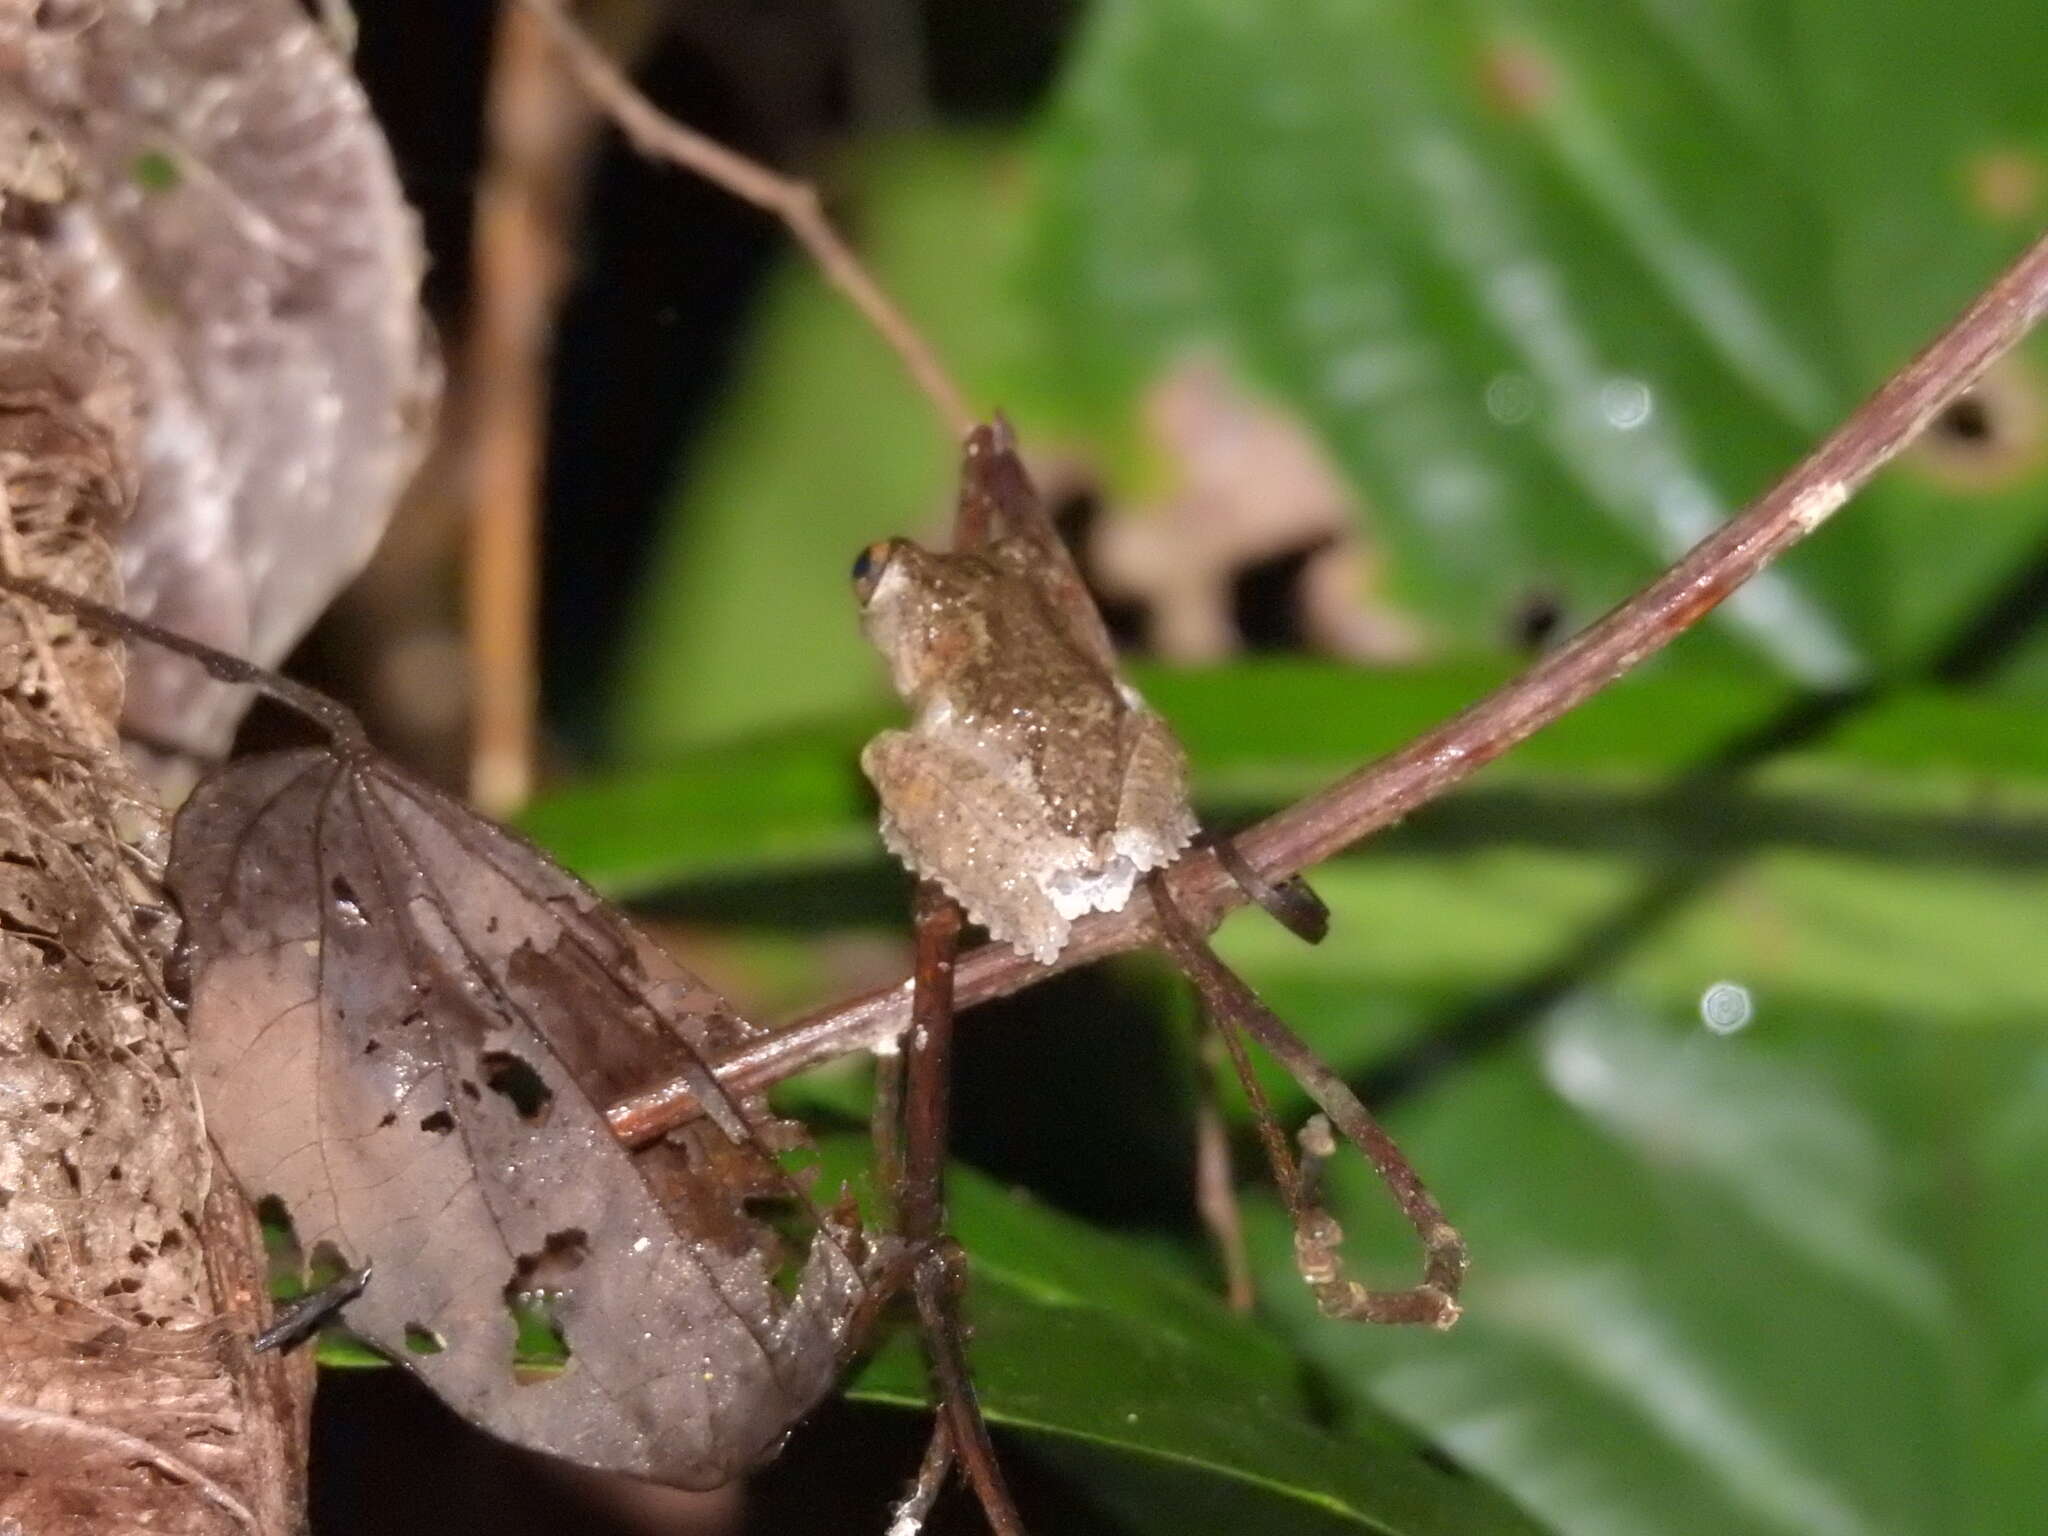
<box><xmin>1599</xmin><ymin>376</ymin><xmax>1653</xmax><ymax>430</ymax></box>
<box><xmin>1485</xmin><ymin>372</ymin><xmax>1536</xmax><ymax>425</ymax></box>
<box><xmin>1700</xmin><ymin>981</ymin><xmax>1754</xmax><ymax>1034</ymax></box>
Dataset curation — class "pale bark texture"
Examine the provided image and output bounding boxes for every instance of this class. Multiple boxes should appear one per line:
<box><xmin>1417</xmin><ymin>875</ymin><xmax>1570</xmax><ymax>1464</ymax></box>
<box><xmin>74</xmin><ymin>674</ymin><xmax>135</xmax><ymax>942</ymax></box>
<box><xmin>0</xmin><ymin>0</ymin><xmax>430</xmax><ymax>1529</ymax></box>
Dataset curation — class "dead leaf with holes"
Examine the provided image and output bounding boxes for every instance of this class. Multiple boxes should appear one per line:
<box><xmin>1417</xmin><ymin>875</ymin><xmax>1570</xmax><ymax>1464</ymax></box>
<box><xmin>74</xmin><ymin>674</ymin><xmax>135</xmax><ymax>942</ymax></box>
<box><xmin>166</xmin><ymin>738</ymin><xmax>895</xmax><ymax>1489</ymax></box>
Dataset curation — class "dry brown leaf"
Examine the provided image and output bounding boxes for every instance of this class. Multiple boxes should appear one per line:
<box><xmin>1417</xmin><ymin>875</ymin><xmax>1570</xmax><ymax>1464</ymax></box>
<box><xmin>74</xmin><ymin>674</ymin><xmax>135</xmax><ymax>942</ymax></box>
<box><xmin>1</xmin><ymin>0</ymin><xmax>435</xmax><ymax>761</ymax></box>
<box><xmin>171</xmin><ymin>741</ymin><xmax>895</xmax><ymax>1488</ymax></box>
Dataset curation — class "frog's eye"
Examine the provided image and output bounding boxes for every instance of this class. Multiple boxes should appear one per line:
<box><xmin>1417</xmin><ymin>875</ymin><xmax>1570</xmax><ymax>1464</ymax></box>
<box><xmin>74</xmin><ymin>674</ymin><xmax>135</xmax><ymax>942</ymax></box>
<box><xmin>851</xmin><ymin>541</ymin><xmax>893</xmax><ymax>603</ymax></box>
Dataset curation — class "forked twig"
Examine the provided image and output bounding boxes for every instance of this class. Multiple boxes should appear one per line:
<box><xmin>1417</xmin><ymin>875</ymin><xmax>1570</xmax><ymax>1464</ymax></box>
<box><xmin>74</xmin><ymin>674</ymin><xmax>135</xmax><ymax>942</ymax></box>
<box><xmin>513</xmin><ymin>0</ymin><xmax>974</xmax><ymax>439</ymax></box>
<box><xmin>606</xmin><ymin>226</ymin><xmax>2048</xmax><ymax>1143</ymax></box>
<box><xmin>886</xmin><ymin>883</ymin><xmax>1025</xmax><ymax>1534</ymax></box>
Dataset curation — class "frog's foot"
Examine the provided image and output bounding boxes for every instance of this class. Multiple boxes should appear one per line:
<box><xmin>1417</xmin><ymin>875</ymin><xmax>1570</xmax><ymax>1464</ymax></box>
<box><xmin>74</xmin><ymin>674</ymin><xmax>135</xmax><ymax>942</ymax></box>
<box><xmin>915</xmin><ymin>847</ymin><xmax>1073</xmax><ymax>966</ymax></box>
<box><xmin>1114</xmin><ymin>709</ymin><xmax>1200</xmax><ymax>870</ymax></box>
<box><xmin>1045</xmin><ymin>856</ymin><xmax>1141</xmax><ymax>924</ymax></box>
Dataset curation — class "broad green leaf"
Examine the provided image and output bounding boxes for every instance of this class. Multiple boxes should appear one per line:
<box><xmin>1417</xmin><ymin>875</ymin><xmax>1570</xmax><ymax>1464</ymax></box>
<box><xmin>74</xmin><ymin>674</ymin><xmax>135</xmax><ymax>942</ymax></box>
<box><xmin>1022</xmin><ymin>0</ymin><xmax>2048</xmax><ymax>681</ymax></box>
<box><xmin>527</xmin><ymin>663</ymin><xmax>2048</xmax><ymax>899</ymax></box>
<box><xmin>808</xmin><ymin>1138</ymin><xmax>1545</xmax><ymax>1536</ymax></box>
<box><xmin>1213</xmin><ymin>845</ymin><xmax>2048</xmax><ymax>1068</ymax></box>
<box><xmin>1188</xmin><ymin>831</ymin><xmax>2048</xmax><ymax>1536</ymax></box>
<box><xmin>1237</xmin><ymin>996</ymin><xmax>2048</xmax><ymax>1536</ymax></box>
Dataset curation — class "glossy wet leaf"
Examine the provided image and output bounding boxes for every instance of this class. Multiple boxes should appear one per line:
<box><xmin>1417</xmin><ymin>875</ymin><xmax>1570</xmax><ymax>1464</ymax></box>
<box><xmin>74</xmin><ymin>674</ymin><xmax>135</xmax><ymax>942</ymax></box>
<box><xmin>1232</xmin><ymin>996</ymin><xmax>2048</xmax><ymax>1536</ymax></box>
<box><xmin>171</xmin><ymin>743</ymin><xmax>893</xmax><ymax>1488</ymax></box>
<box><xmin>1185</xmin><ymin>832</ymin><xmax>2048</xmax><ymax>1536</ymax></box>
<box><xmin>1021</xmin><ymin>0</ymin><xmax>2048</xmax><ymax>682</ymax></box>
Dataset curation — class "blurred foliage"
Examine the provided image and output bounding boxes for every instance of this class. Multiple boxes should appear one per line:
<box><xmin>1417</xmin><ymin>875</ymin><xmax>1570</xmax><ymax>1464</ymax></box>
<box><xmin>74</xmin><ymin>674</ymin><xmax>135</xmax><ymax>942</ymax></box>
<box><xmin>557</xmin><ymin>0</ymin><xmax>2048</xmax><ymax>1532</ymax></box>
<box><xmin>1024</xmin><ymin>0</ymin><xmax>2048</xmax><ymax>686</ymax></box>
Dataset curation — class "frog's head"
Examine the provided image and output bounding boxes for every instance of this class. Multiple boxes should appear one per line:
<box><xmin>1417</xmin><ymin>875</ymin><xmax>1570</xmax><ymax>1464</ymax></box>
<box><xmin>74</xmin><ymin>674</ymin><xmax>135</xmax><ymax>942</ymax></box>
<box><xmin>851</xmin><ymin>537</ymin><xmax>995</xmax><ymax>699</ymax></box>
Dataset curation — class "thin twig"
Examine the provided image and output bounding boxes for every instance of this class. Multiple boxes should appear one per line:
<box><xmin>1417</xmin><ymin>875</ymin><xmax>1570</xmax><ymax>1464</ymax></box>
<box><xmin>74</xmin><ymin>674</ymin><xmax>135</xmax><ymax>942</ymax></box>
<box><xmin>607</xmin><ymin>226</ymin><xmax>2048</xmax><ymax>1145</ymax></box>
<box><xmin>514</xmin><ymin>0</ymin><xmax>975</xmax><ymax>440</ymax></box>
<box><xmin>466</xmin><ymin>2</ymin><xmax>593</xmax><ymax>814</ymax></box>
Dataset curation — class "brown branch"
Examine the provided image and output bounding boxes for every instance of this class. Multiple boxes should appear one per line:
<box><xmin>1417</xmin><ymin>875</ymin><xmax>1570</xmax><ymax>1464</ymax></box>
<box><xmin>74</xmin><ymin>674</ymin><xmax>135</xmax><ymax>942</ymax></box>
<box><xmin>607</xmin><ymin>226</ymin><xmax>2048</xmax><ymax>1146</ymax></box>
<box><xmin>514</xmin><ymin>0</ymin><xmax>975</xmax><ymax>441</ymax></box>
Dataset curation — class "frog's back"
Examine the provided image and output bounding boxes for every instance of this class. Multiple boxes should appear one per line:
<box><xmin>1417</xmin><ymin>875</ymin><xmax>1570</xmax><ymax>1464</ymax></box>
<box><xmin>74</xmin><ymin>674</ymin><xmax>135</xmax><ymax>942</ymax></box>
<box><xmin>950</xmin><ymin>555</ymin><xmax>1128</xmax><ymax>843</ymax></box>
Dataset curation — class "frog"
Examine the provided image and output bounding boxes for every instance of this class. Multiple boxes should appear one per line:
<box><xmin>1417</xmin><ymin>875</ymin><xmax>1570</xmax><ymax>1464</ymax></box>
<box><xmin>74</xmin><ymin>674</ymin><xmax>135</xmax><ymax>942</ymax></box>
<box><xmin>853</xmin><ymin>426</ymin><xmax>1198</xmax><ymax>965</ymax></box>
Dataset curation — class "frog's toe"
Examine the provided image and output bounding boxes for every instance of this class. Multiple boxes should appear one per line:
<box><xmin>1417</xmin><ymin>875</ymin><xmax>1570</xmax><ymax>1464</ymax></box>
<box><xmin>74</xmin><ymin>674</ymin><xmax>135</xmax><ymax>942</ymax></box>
<box><xmin>984</xmin><ymin>902</ymin><xmax>1069</xmax><ymax>967</ymax></box>
<box><xmin>1113</xmin><ymin>819</ymin><xmax>1194</xmax><ymax>878</ymax></box>
<box><xmin>1047</xmin><ymin>858</ymin><xmax>1141</xmax><ymax>923</ymax></box>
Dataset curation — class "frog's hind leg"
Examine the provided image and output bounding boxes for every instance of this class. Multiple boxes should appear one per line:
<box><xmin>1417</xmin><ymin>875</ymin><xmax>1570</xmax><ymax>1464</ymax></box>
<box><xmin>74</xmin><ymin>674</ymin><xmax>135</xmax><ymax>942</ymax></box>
<box><xmin>1110</xmin><ymin>709</ymin><xmax>1199</xmax><ymax>875</ymax></box>
<box><xmin>862</xmin><ymin>728</ymin><xmax>1080</xmax><ymax>964</ymax></box>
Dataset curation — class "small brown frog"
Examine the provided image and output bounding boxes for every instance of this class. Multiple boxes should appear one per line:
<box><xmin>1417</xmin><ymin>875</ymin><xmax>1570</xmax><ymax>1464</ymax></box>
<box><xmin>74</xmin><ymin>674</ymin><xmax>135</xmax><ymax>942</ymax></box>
<box><xmin>853</xmin><ymin>430</ymin><xmax>1197</xmax><ymax>964</ymax></box>
<box><xmin>851</xmin><ymin>425</ymin><xmax>1463</xmax><ymax>1333</ymax></box>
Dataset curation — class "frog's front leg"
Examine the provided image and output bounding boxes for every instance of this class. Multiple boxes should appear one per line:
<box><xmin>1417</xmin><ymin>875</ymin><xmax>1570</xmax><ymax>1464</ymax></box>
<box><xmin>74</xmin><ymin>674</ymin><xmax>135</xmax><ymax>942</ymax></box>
<box><xmin>862</xmin><ymin>729</ymin><xmax>1087</xmax><ymax>964</ymax></box>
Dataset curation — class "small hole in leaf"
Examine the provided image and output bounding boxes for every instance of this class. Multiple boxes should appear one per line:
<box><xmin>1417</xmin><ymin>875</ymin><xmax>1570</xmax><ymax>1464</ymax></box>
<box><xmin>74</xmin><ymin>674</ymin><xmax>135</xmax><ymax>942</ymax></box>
<box><xmin>479</xmin><ymin>1051</ymin><xmax>552</xmax><ymax>1121</ymax></box>
<box><xmin>1935</xmin><ymin>395</ymin><xmax>1993</xmax><ymax>444</ymax></box>
<box><xmin>506</xmin><ymin>1292</ymin><xmax>571</xmax><ymax>1383</ymax></box>
<box><xmin>329</xmin><ymin>875</ymin><xmax>365</xmax><ymax>925</ymax></box>
<box><xmin>742</xmin><ymin>1194</ymin><xmax>813</xmax><ymax>1298</ymax></box>
<box><xmin>1507</xmin><ymin>590</ymin><xmax>1565</xmax><ymax>653</ymax></box>
<box><xmin>1050</xmin><ymin>485</ymin><xmax>1147</xmax><ymax>649</ymax></box>
<box><xmin>363</xmin><ymin>1038</ymin><xmax>381</xmax><ymax>1055</ymax></box>
<box><xmin>307</xmin><ymin>1241</ymin><xmax>353</xmax><ymax>1289</ymax></box>
<box><xmin>419</xmin><ymin>1109</ymin><xmax>455</xmax><ymax>1135</ymax></box>
<box><xmin>1230</xmin><ymin>537</ymin><xmax>1334</xmax><ymax>652</ymax></box>
<box><xmin>254</xmin><ymin>1194</ymin><xmax>304</xmax><ymax>1293</ymax></box>
<box><xmin>376</xmin><ymin>1112</ymin><xmax>397</xmax><ymax>1129</ymax></box>
<box><xmin>403</xmin><ymin>1323</ymin><xmax>446</xmax><ymax>1355</ymax></box>
<box><xmin>130</xmin><ymin>148</ymin><xmax>180</xmax><ymax>193</ymax></box>
<box><xmin>1912</xmin><ymin>358</ymin><xmax>2045</xmax><ymax>489</ymax></box>
<box><xmin>509</xmin><ymin>1228</ymin><xmax>590</xmax><ymax>1289</ymax></box>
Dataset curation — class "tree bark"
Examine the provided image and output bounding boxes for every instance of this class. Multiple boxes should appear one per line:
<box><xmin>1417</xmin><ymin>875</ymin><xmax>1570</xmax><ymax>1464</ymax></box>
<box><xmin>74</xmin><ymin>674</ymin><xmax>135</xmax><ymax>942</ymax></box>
<box><xmin>0</xmin><ymin>79</ymin><xmax>310</xmax><ymax>1536</ymax></box>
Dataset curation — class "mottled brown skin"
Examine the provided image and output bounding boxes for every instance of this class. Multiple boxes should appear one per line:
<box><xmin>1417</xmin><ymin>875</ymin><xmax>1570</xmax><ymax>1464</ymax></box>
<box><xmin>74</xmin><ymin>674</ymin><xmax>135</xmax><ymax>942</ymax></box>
<box><xmin>857</xmin><ymin>533</ymin><xmax>1197</xmax><ymax>964</ymax></box>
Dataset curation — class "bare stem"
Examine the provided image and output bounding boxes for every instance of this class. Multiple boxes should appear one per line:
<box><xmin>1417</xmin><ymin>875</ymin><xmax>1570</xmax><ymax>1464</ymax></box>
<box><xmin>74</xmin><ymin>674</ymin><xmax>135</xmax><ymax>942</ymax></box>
<box><xmin>608</xmin><ymin>226</ymin><xmax>2048</xmax><ymax>1146</ymax></box>
<box><xmin>466</xmin><ymin>2</ymin><xmax>589</xmax><ymax>814</ymax></box>
<box><xmin>514</xmin><ymin>0</ymin><xmax>975</xmax><ymax>440</ymax></box>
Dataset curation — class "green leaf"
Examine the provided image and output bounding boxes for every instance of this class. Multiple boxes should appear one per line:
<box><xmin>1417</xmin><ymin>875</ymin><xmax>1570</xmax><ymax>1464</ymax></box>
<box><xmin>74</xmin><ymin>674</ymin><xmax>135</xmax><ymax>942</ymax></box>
<box><xmin>1021</xmin><ymin>0</ymin><xmax>2048</xmax><ymax>681</ymax></box>
<box><xmin>1235</xmin><ymin>994</ymin><xmax>2048</xmax><ymax>1536</ymax></box>
<box><xmin>810</xmin><ymin>1137</ymin><xmax>1544</xmax><ymax>1536</ymax></box>
<box><xmin>1190</xmin><ymin>830</ymin><xmax>2048</xmax><ymax>1535</ymax></box>
<box><xmin>528</xmin><ymin>663</ymin><xmax>2048</xmax><ymax>900</ymax></box>
<box><xmin>520</xmin><ymin>716</ymin><xmax>881</xmax><ymax>895</ymax></box>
